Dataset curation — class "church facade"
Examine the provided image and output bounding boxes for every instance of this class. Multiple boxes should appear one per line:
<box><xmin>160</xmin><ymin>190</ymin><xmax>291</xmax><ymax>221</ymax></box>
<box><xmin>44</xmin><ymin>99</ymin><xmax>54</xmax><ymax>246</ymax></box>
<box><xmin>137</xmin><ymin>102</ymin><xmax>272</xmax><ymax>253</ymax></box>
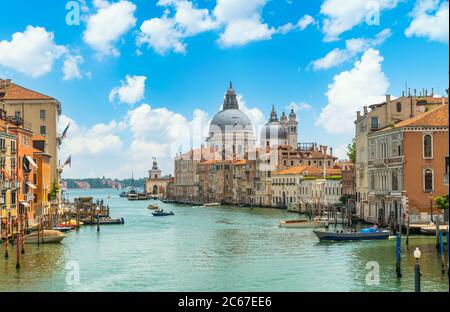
<box><xmin>171</xmin><ymin>83</ymin><xmax>340</xmax><ymax>208</ymax></box>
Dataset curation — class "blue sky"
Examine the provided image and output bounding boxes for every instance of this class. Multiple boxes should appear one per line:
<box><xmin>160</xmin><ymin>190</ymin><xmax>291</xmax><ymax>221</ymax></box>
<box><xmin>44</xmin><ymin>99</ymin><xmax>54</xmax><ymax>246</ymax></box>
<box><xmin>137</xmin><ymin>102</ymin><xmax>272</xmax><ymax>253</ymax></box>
<box><xmin>0</xmin><ymin>0</ymin><xmax>448</xmax><ymax>178</ymax></box>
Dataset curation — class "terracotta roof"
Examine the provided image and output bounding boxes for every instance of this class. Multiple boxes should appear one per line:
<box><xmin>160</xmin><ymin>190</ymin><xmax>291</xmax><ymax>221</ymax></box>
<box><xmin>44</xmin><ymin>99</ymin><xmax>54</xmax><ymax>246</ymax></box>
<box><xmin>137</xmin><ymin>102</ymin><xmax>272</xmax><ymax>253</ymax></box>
<box><xmin>0</xmin><ymin>81</ymin><xmax>54</xmax><ymax>100</ymax></box>
<box><xmin>273</xmin><ymin>165</ymin><xmax>342</xmax><ymax>176</ymax></box>
<box><xmin>386</xmin><ymin>104</ymin><xmax>448</xmax><ymax>130</ymax></box>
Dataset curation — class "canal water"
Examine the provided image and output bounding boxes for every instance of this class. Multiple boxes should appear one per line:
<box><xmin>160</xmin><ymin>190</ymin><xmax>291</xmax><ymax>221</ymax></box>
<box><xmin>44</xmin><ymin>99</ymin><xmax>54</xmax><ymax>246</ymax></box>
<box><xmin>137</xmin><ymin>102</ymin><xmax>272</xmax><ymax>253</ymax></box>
<box><xmin>1</xmin><ymin>189</ymin><xmax>448</xmax><ymax>292</ymax></box>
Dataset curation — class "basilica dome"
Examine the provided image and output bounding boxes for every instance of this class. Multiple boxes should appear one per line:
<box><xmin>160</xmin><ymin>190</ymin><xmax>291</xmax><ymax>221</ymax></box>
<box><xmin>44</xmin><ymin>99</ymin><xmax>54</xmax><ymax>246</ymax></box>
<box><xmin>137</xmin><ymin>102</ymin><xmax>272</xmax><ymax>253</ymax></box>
<box><xmin>208</xmin><ymin>82</ymin><xmax>253</xmax><ymax>134</ymax></box>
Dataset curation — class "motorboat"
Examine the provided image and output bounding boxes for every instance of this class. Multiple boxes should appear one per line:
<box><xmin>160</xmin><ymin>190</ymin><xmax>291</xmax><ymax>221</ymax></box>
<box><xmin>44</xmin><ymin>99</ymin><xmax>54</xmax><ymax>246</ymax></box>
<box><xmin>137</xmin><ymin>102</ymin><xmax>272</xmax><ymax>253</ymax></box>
<box><xmin>314</xmin><ymin>216</ymin><xmax>346</xmax><ymax>224</ymax></box>
<box><xmin>119</xmin><ymin>191</ymin><xmax>128</xmax><ymax>198</ymax></box>
<box><xmin>313</xmin><ymin>227</ymin><xmax>390</xmax><ymax>241</ymax></box>
<box><xmin>203</xmin><ymin>202</ymin><xmax>221</xmax><ymax>207</ymax></box>
<box><xmin>24</xmin><ymin>230</ymin><xmax>66</xmax><ymax>244</ymax></box>
<box><xmin>152</xmin><ymin>209</ymin><xmax>174</xmax><ymax>216</ymax></box>
<box><xmin>52</xmin><ymin>226</ymin><xmax>73</xmax><ymax>232</ymax></box>
<box><xmin>127</xmin><ymin>188</ymin><xmax>138</xmax><ymax>200</ymax></box>
<box><xmin>279</xmin><ymin>219</ymin><xmax>325</xmax><ymax>228</ymax></box>
<box><xmin>148</xmin><ymin>204</ymin><xmax>159</xmax><ymax>210</ymax></box>
<box><xmin>82</xmin><ymin>217</ymin><xmax>125</xmax><ymax>225</ymax></box>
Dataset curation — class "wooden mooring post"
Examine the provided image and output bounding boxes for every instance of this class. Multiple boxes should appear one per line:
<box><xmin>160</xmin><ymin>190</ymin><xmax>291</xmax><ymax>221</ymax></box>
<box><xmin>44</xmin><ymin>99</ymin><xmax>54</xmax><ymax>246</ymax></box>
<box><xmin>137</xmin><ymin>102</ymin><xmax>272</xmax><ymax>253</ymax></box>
<box><xmin>396</xmin><ymin>233</ymin><xmax>402</xmax><ymax>278</ymax></box>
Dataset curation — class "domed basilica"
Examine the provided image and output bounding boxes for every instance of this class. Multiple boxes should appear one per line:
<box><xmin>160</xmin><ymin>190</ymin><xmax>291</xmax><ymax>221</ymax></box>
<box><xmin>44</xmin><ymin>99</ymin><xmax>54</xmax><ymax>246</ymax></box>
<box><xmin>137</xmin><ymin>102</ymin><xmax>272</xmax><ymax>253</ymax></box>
<box><xmin>206</xmin><ymin>82</ymin><xmax>256</xmax><ymax>159</ymax></box>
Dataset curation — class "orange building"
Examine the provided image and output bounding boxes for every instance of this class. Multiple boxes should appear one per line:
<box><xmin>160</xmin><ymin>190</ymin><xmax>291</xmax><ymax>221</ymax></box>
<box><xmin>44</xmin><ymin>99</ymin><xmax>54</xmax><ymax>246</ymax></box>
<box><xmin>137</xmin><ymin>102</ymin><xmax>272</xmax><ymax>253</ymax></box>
<box><xmin>33</xmin><ymin>136</ymin><xmax>51</xmax><ymax>218</ymax></box>
<box><xmin>3</xmin><ymin>125</ymin><xmax>35</xmax><ymax>227</ymax></box>
<box><xmin>367</xmin><ymin>104</ymin><xmax>449</xmax><ymax>225</ymax></box>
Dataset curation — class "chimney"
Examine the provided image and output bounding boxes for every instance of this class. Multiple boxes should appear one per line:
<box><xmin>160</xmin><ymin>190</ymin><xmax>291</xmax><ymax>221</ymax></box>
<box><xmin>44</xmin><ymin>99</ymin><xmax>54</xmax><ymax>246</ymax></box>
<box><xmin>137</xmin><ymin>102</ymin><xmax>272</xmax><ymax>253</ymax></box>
<box><xmin>330</xmin><ymin>147</ymin><xmax>333</xmax><ymax>157</ymax></box>
<box><xmin>5</xmin><ymin>79</ymin><xmax>11</xmax><ymax>86</ymax></box>
<box><xmin>425</xmin><ymin>89</ymin><xmax>428</xmax><ymax>97</ymax></box>
<box><xmin>402</xmin><ymin>91</ymin><xmax>405</xmax><ymax>97</ymax></box>
<box><xmin>386</xmin><ymin>94</ymin><xmax>391</xmax><ymax>103</ymax></box>
<box><xmin>323</xmin><ymin>145</ymin><xmax>328</xmax><ymax>156</ymax></box>
<box><xmin>409</xmin><ymin>88</ymin><xmax>411</xmax><ymax>97</ymax></box>
<box><xmin>357</xmin><ymin>111</ymin><xmax>361</xmax><ymax>118</ymax></box>
<box><xmin>431</xmin><ymin>88</ymin><xmax>434</xmax><ymax>97</ymax></box>
<box><xmin>363</xmin><ymin>106</ymin><xmax>368</xmax><ymax>114</ymax></box>
<box><xmin>414</xmin><ymin>89</ymin><xmax>416</xmax><ymax>97</ymax></box>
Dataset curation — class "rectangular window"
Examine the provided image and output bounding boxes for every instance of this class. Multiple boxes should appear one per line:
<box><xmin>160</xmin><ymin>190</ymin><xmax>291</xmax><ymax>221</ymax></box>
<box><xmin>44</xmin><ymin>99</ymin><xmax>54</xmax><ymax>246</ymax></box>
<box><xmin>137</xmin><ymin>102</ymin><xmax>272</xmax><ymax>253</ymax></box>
<box><xmin>391</xmin><ymin>169</ymin><xmax>398</xmax><ymax>191</ymax></box>
<box><xmin>40</xmin><ymin>109</ymin><xmax>46</xmax><ymax>120</ymax></box>
<box><xmin>40</xmin><ymin>125</ymin><xmax>47</xmax><ymax>135</ymax></box>
<box><xmin>371</xmin><ymin>117</ymin><xmax>379</xmax><ymax>129</ymax></box>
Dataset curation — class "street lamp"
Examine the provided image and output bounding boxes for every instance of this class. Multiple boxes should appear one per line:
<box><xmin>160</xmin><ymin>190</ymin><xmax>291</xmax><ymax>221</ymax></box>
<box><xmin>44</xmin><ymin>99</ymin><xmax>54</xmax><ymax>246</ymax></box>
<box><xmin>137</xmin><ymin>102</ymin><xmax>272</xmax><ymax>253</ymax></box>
<box><xmin>429</xmin><ymin>192</ymin><xmax>434</xmax><ymax>223</ymax></box>
<box><xmin>414</xmin><ymin>247</ymin><xmax>421</xmax><ymax>292</ymax></box>
<box><xmin>96</xmin><ymin>207</ymin><xmax>100</xmax><ymax>232</ymax></box>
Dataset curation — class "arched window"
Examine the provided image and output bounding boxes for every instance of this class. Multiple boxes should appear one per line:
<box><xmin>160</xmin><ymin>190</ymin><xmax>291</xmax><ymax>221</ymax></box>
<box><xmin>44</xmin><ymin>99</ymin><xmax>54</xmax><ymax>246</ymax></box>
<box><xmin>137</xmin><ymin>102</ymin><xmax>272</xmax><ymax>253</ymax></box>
<box><xmin>396</xmin><ymin>102</ymin><xmax>401</xmax><ymax>112</ymax></box>
<box><xmin>423</xmin><ymin>134</ymin><xmax>432</xmax><ymax>158</ymax></box>
<box><xmin>424</xmin><ymin>169</ymin><xmax>433</xmax><ymax>192</ymax></box>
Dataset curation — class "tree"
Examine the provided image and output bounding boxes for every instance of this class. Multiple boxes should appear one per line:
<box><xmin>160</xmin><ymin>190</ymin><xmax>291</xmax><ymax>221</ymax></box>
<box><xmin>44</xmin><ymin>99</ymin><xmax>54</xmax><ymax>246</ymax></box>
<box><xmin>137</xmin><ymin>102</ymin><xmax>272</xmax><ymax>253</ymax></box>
<box><xmin>435</xmin><ymin>193</ymin><xmax>449</xmax><ymax>210</ymax></box>
<box><xmin>347</xmin><ymin>137</ymin><xmax>356</xmax><ymax>163</ymax></box>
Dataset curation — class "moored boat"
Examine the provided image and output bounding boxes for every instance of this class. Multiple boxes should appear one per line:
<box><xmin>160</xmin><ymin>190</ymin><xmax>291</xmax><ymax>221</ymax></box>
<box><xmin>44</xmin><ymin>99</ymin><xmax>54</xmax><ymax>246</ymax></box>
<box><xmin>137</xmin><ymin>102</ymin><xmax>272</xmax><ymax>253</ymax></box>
<box><xmin>24</xmin><ymin>230</ymin><xmax>66</xmax><ymax>244</ymax></box>
<box><xmin>420</xmin><ymin>224</ymin><xmax>448</xmax><ymax>235</ymax></box>
<box><xmin>313</xmin><ymin>228</ymin><xmax>390</xmax><ymax>241</ymax></box>
<box><xmin>314</xmin><ymin>216</ymin><xmax>346</xmax><ymax>224</ymax></box>
<box><xmin>148</xmin><ymin>204</ymin><xmax>159</xmax><ymax>210</ymax></box>
<box><xmin>82</xmin><ymin>217</ymin><xmax>125</xmax><ymax>225</ymax></box>
<box><xmin>279</xmin><ymin>219</ymin><xmax>325</xmax><ymax>228</ymax></box>
<box><xmin>203</xmin><ymin>202</ymin><xmax>221</xmax><ymax>207</ymax></box>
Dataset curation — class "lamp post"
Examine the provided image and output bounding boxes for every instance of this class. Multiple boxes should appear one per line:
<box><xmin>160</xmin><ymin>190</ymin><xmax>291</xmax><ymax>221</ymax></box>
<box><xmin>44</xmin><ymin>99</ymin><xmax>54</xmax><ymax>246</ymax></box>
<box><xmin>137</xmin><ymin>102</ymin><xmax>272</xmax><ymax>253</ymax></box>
<box><xmin>96</xmin><ymin>207</ymin><xmax>100</xmax><ymax>232</ymax></box>
<box><xmin>429</xmin><ymin>192</ymin><xmax>433</xmax><ymax>223</ymax></box>
<box><xmin>414</xmin><ymin>247</ymin><xmax>421</xmax><ymax>292</ymax></box>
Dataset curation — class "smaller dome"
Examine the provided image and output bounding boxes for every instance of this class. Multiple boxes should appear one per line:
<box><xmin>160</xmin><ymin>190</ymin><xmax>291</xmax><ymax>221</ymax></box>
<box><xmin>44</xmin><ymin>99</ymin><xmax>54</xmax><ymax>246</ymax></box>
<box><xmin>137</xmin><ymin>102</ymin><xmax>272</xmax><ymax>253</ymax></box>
<box><xmin>289</xmin><ymin>107</ymin><xmax>296</xmax><ymax>120</ymax></box>
<box><xmin>260</xmin><ymin>121</ymin><xmax>288</xmax><ymax>142</ymax></box>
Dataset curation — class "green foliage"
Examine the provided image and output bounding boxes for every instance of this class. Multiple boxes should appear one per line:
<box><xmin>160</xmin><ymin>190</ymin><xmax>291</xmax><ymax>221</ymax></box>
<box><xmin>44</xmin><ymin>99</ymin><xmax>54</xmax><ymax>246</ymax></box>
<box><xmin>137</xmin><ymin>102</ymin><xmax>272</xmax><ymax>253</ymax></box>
<box><xmin>347</xmin><ymin>137</ymin><xmax>356</xmax><ymax>163</ymax></box>
<box><xmin>339</xmin><ymin>194</ymin><xmax>352</xmax><ymax>205</ymax></box>
<box><xmin>435</xmin><ymin>193</ymin><xmax>449</xmax><ymax>210</ymax></box>
<box><xmin>49</xmin><ymin>183</ymin><xmax>60</xmax><ymax>199</ymax></box>
<box><xmin>62</xmin><ymin>177</ymin><xmax>146</xmax><ymax>189</ymax></box>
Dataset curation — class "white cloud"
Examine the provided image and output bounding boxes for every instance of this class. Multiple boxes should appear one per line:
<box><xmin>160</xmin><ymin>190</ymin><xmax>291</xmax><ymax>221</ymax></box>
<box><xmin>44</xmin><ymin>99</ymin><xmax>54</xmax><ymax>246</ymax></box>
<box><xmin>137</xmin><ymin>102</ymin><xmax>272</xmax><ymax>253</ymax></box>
<box><xmin>59</xmin><ymin>115</ymin><xmax>122</xmax><ymax>157</ymax></box>
<box><xmin>214</xmin><ymin>0</ymin><xmax>276</xmax><ymax>47</ymax></box>
<box><xmin>63</xmin><ymin>53</ymin><xmax>84</xmax><ymax>80</ymax></box>
<box><xmin>405</xmin><ymin>0</ymin><xmax>449</xmax><ymax>44</ymax></box>
<box><xmin>218</xmin><ymin>17</ymin><xmax>275</xmax><ymax>47</ymax></box>
<box><xmin>138</xmin><ymin>0</ymin><xmax>218</xmax><ymax>55</ymax></box>
<box><xmin>83</xmin><ymin>0</ymin><xmax>137</xmax><ymax>56</ymax></box>
<box><xmin>316</xmin><ymin>48</ymin><xmax>389</xmax><ymax>134</ymax></box>
<box><xmin>320</xmin><ymin>0</ymin><xmax>399</xmax><ymax>41</ymax></box>
<box><xmin>109</xmin><ymin>75</ymin><xmax>147</xmax><ymax>105</ymax></box>
<box><xmin>0</xmin><ymin>25</ymin><xmax>67</xmax><ymax>77</ymax></box>
<box><xmin>312</xmin><ymin>28</ymin><xmax>392</xmax><ymax>70</ymax></box>
<box><xmin>287</xmin><ymin>101</ymin><xmax>312</xmax><ymax>112</ymax></box>
<box><xmin>276</xmin><ymin>15</ymin><xmax>316</xmax><ymax>35</ymax></box>
<box><xmin>137</xmin><ymin>16</ymin><xmax>187</xmax><ymax>55</ymax></box>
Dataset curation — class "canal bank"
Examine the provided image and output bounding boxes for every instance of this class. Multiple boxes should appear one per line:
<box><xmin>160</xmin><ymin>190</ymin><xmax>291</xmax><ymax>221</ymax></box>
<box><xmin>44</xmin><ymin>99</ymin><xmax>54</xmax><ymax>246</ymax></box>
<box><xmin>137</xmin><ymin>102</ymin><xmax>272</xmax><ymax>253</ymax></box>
<box><xmin>1</xmin><ymin>189</ymin><xmax>448</xmax><ymax>292</ymax></box>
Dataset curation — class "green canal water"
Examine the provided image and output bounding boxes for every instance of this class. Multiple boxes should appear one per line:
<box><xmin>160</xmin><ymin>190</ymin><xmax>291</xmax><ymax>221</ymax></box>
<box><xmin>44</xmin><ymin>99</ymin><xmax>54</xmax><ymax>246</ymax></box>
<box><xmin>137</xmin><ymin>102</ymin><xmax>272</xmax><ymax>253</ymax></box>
<box><xmin>1</xmin><ymin>189</ymin><xmax>448</xmax><ymax>292</ymax></box>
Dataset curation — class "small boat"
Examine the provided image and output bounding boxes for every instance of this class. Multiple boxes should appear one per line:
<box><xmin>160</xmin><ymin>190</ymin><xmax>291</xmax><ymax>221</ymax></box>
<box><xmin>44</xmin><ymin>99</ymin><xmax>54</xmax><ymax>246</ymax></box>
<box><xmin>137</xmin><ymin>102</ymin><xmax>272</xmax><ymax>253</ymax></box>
<box><xmin>148</xmin><ymin>204</ymin><xmax>159</xmax><ymax>210</ymax></box>
<box><xmin>203</xmin><ymin>202</ymin><xmax>221</xmax><ymax>207</ymax></box>
<box><xmin>152</xmin><ymin>209</ymin><xmax>174</xmax><ymax>216</ymax></box>
<box><xmin>82</xmin><ymin>217</ymin><xmax>125</xmax><ymax>225</ymax></box>
<box><xmin>313</xmin><ymin>228</ymin><xmax>390</xmax><ymax>241</ymax></box>
<box><xmin>314</xmin><ymin>216</ymin><xmax>346</xmax><ymax>224</ymax></box>
<box><xmin>119</xmin><ymin>191</ymin><xmax>128</xmax><ymax>198</ymax></box>
<box><xmin>127</xmin><ymin>188</ymin><xmax>138</xmax><ymax>200</ymax></box>
<box><xmin>60</xmin><ymin>220</ymin><xmax>83</xmax><ymax>226</ymax></box>
<box><xmin>52</xmin><ymin>226</ymin><xmax>73</xmax><ymax>232</ymax></box>
<box><xmin>420</xmin><ymin>223</ymin><xmax>448</xmax><ymax>235</ymax></box>
<box><xmin>279</xmin><ymin>219</ymin><xmax>325</xmax><ymax>228</ymax></box>
<box><xmin>24</xmin><ymin>230</ymin><xmax>66</xmax><ymax>244</ymax></box>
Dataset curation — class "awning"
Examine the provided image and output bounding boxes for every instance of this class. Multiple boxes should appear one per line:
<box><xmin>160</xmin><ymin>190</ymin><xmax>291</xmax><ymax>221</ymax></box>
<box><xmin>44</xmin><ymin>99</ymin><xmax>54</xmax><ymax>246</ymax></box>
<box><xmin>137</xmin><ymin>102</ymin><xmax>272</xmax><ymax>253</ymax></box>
<box><xmin>25</xmin><ymin>156</ymin><xmax>38</xmax><ymax>168</ymax></box>
<box><xmin>26</xmin><ymin>182</ymin><xmax>37</xmax><ymax>190</ymax></box>
<box><xmin>19</xmin><ymin>201</ymin><xmax>30</xmax><ymax>207</ymax></box>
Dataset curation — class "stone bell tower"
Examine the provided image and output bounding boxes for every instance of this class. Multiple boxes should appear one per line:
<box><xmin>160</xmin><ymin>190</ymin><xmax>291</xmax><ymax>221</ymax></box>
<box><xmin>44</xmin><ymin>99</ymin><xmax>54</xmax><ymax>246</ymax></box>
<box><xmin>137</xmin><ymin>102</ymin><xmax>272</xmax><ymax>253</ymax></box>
<box><xmin>288</xmin><ymin>107</ymin><xmax>298</xmax><ymax>149</ymax></box>
<box><xmin>148</xmin><ymin>158</ymin><xmax>161</xmax><ymax>179</ymax></box>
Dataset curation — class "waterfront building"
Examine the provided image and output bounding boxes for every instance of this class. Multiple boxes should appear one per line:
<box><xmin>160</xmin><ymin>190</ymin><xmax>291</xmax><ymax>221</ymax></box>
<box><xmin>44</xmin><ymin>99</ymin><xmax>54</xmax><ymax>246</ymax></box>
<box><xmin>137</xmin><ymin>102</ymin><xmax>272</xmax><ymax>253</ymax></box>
<box><xmin>338</xmin><ymin>161</ymin><xmax>356</xmax><ymax>199</ymax></box>
<box><xmin>354</xmin><ymin>91</ymin><xmax>448</xmax><ymax>222</ymax></box>
<box><xmin>0</xmin><ymin>127</ymin><xmax>18</xmax><ymax>231</ymax></box>
<box><xmin>172</xmin><ymin>82</ymin><xmax>342</xmax><ymax>208</ymax></box>
<box><xmin>145</xmin><ymin>158</ymin><xmax>172</xmax><ymax>197</ymax></box>
<box><xmin>32</xmin><ymin>136</ymin><xmax>52</xmax><ymax>218</ymax></box>
<box><xmin>1</xmin><ymin>79</ymin><xmax>61</xmax><ymax>190</ymax></box>
<box><xmin>272</xmin><ymin>165</ymin><xmax>342</xmax><ymax>211</ymax></box>
<box><xmin>366</xmin><ymin>104</ymin><xmax>449</xmax><ymax>225</ymax></box>
<box><xmin>173</xmin><ymin>148</ymin><xmax>201</xmax><ymax>202</ymax></box>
